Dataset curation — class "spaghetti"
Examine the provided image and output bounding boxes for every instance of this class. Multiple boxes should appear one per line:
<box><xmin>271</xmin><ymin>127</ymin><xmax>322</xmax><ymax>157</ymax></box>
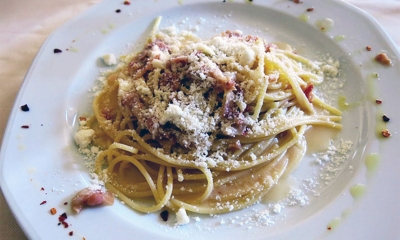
<box><xmin>78</xmin><ymin>20</ymin><xmax>342</xmax><ymax>218</ymax></box>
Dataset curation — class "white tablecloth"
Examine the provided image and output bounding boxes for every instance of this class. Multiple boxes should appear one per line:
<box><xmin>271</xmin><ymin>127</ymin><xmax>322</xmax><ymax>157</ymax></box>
<box><xmin>0</xmin><ymin>0</ymin><xmax>399</xmax><ymax>239</ymax></box>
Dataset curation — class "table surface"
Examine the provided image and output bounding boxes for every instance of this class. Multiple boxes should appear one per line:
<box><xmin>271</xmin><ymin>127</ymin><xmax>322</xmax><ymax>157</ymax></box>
<box><xmin>0</xmin><ymin>0</ymin><xmax>399</xmax><ymax>239</ymax></box>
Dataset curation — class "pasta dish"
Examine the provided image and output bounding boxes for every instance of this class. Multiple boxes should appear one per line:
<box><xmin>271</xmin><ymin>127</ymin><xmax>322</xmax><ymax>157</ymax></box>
<box><xmin>74</xmin><ymin>18</ymin><xmax>342</xmax><ymax>222</ymax></box>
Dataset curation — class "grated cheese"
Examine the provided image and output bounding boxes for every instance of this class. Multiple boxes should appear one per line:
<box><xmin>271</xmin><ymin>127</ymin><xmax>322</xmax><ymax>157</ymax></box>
<box><xmin>74</xmin><ymin>129</ymin><xmax>95</xmax><ymax>148</ymax></box>
<box><xmin>102</xmin><ymin>53</ymin><xmax>117</xmax><ymax>66</ymax></box>
<box><xmin>176</xmin><ymin>207</ymin><xmax>190</xmax><ymax>225</ymax></box>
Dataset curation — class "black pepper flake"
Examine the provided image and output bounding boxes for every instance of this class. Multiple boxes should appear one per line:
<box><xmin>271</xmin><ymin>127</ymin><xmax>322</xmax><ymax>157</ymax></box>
<box><xmin>306</xmin><ymin>7</ymin><xmax>314</xmax><ymax>12</ymax></box>
<box><xmin>116</xmin><ymin>9</ymin><xmax>121</xmax><ymax>13</ymax></box>
<box><xmin>40</xmin><ymin>200</ymin><xmax>47</xmax><ymax>205</ymax></box>
<box><xmin>69</xmin><ymin>231</ymin><xmax>74</xmax><ymax>236</ymax></box>
<box><xmin>64</xmin><ymin>202</ymin><xmax>68</xmax><ymax>205</ymax></box>
<box><xmin>160</xmin><ymin>210</ymin><xmax>169</xmax><ymax>221</ymax></box>
<box><xmin>382</xmin><ymin>115</ymin><xmax>390</xmax><ymax>122</ymax></box>
<box><xmin>20</xmin><ymin>104</ymin><xmax>30</xmax><ymax>112</ymax></box>
<box><xmin>21</xmin><ymin>125</ymin><xmax>30</xmax><ymax>129</ymax></box>
<box><xmin>53</xmin><ymin>48</ymin><xmax>62</xmax><ymax>53</ymax></box>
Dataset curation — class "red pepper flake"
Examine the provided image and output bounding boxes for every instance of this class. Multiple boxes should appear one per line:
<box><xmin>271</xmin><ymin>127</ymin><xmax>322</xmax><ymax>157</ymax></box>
<box><xmin>160</xmin><ymin>210</ymin><xmax>169</xmax><ymax>221</ymax></box>
<box><xmin>366</xmin><ymin>46</ymin><xmax>372</xmax><ymax>51</ymax></box>
<box><xmin>54</xmin><ymin>48</ymin><xmax>62</xmax><ymax>53</ymax></box>
<box><xmin>327</xmin><ymin>227</ymin><xmax>332</xmax><ymax>230</ymax></box>
<box><xmin>303</xmin><ymin>83</ymin><xmax>314</xmax><ymax>102</ymax></box>
<box><xmin>40</xmin><ymin>200</ymin><xmax>47</xmax><ymax>205</ymax></box>
<box><xmin>69</xmin><ymin>231</ymin><xmax>74</xmax><ymax>236</ymax></box>
<box><xmin>306</xmin><ymin>7</ymin><xmax>314</xmax><ymax>12</ymax></box>
<box><xmin>59</xmin><ymin>212</ymin><xmax>68</xmax><ymax>222</ymax></box>
<box><xmin>375</xmin><ymin>53</ymin><xmax>392</xmax><ymax>66</ymax></box>
<box><xmin>21</xmin><ymin>125</ymin><xmax>30</xmax><ymax>129</ymax></box>
<box><xmin>20</xmin><ymin>104</ymin><xmax>30</xmax><ymax>112</ymax></box>
<box><xmin>115</xmin><ymin>9</ymin><xmax>121</xmax><ymax>13</ymax></box>
<box><xmin>382</xmin><ymin>115</ymin><xmax>390</xmax><ymax>122</ymax></box>
<box><xmin>58</xmin><ymin>212</ymin><xmax>69</xmax><ymax>228</ymax></box>
<box><xmin>381</xmin><ymin>129</ymin><xmax>391</xmax><ymax>138</ymax></box>
<box><xmin>41</xmin><ymin>187</ymin><xmax>45</xmax><ymax>191</ymax></box>
<box><xmin>123</xmin><ymin>0</ymin><xmax>130</xmax><ymax>5</ymax></box>
<box><xmin>375</xmin><ymin>99</ymin><xmax>382</xmax><ymax>104</ymax></box>
<box><xmin>293</xmin><ymin>0</ymin><xmax>302</xmax><ymax>3</ymax></box>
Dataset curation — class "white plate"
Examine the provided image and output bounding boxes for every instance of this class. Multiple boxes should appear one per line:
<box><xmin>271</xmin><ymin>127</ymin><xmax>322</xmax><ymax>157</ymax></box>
<box><xmin>1</xmin><ymin>0</ymin><xmax>399</xmax><ymax>239</ymax></box>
